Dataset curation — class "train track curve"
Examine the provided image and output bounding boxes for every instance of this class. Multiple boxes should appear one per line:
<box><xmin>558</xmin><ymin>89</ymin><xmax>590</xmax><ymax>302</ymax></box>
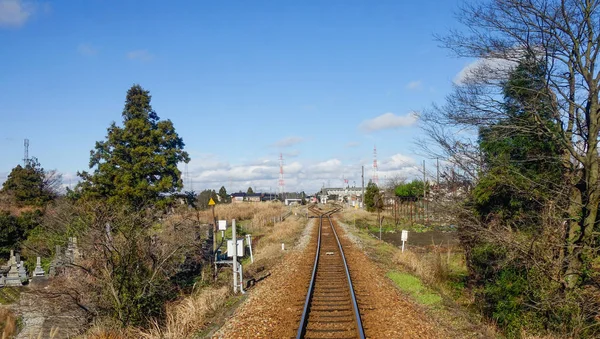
<box><xmin>296</xmin><ymin>205</ymin><xmax>365</xmax><ymax>339</ymax></box>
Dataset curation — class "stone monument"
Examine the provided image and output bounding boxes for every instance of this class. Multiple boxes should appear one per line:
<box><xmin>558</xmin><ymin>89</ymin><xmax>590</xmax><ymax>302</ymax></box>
<box><xmin>5</xmin><ymin>261</ymin><xmax>22</xmax><ymax>286</ymax></box>
<box><xmin>18</xmin><ymin>260</ymin><xmax>27</xmax><ymax>282</ymax></box>
<box><xmin>33</xmin><ymin>256</ymin><xmax>45</xmax><ymax>277</ymax></box>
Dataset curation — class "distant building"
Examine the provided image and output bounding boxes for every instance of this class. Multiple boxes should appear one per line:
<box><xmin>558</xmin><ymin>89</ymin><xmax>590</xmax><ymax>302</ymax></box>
<box><xmin>318</xmin><ymin>187</ymin><xmax>363</xmax><ymax>204</ymax></box>
<box><xmin>231</xmin><ymin>192</ymin><xmax>246</xmax><ymax>203</ymax></box>
<box><xmin>246</xmin><ymin>193</ymin><xmax>262</xmax><ymax>202</ymax></box>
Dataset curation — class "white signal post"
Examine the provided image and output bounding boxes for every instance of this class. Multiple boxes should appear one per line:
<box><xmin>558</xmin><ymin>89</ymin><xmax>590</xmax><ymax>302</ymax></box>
<box><xmin>246</xmin><ymin>234</ymin><xmax>254</xmax><ymax>263</ymax></box>
<box><xmin>401</xmin><ymin>230</ymin><xmax>408</xmax><ymax>252</ymax></box>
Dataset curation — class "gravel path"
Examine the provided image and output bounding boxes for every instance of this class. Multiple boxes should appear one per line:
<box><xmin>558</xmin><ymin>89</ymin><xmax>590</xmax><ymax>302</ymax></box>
<box><xmin>213</xmin><ymin>215</ymin><xmax>446</xmax><ymax>338</ymax></box>
<box><xmin>12</xmin><ymin>288</ymin><xmax>88</xmax><ymax>339</ymax></box>
<box><xmin>336</xmin><ymin>217</ymin><xmax>447</xmax><ymax>338</ymax></box>
<box><xmin>212</xmin><ymin>219</ymin><xmax>317</xmax><ymax>338</ymax></box>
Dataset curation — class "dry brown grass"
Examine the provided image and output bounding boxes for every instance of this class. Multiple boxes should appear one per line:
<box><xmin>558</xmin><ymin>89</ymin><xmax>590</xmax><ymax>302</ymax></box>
<box><xmin>0</xmin><ymin>308</ymin><xmax>18</xmax><ymax>339</ymax></box>
<box><xmin>175</xmin><ymin>202</ymin><xmax>287</xmax><ymax>226</ymax></box>
<box><xmin>250</xmin><ymin>215</ymin><xmax>306</xmax><ymax>266</ymax></box>
<box><xmin>392</xmin><ymin>248</ymin><xmax>453</xmax><ymax>286</ymax></box>
<box><xmin>138</xmin><ymin>286</ymin><xmax>230</xmax><ymax>339</ymax></box>
<box><xmin>84</xmin><ymin>203</ymin><xmax>306</xmax><ymax>338</ymax></box>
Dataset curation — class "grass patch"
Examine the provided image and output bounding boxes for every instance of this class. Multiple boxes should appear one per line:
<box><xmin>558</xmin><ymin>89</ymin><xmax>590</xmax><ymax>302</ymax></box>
<box><xmin>387</xmin><ymin>271</ymin><xmax>442</xmax><ymax>305</ymax></box>
<box><xmin>0</xmin><ymin>287</ymin><xmax>22</xmax><ymax>305</ymax></box>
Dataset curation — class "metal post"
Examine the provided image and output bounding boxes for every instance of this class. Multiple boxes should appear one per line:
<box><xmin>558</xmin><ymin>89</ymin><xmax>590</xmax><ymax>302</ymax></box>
<box><xmin>361</xmin><ymin>165</ymin><xmax>365</xmax><ymax>209</ymax></box>
<box><xmin>238</xmin><ymin>263</ymin><xmax>245</xmax><ymax>294</ymax></box>
<box><xmin>246</xmin><ymin>234</ymin><xmax>254</xmax><ymax>263</ymax></box>
<box><xmin>423</xmin><ymin>160</ymin><xmax>426</xmax><ymax>224</ymax></box>
<box><xmin>232</xmin><ymin>219</ymin><xmax>238</xmax><ymax>293</ymax></box>
<box><xmin>212</xmin><ymin>204</ymin><xmax>216</xmax><ymax>278</ymax></box>
<box><xmin>379</xmin><ymin>215</ymin><xmax>382</xmax><ymax>241</ymax></box>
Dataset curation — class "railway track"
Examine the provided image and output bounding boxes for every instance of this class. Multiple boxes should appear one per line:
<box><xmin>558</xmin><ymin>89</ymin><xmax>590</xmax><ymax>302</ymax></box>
<box><xmin>296</xmin><ymin>205</ymin><xmax>365</xmax><ymax>339</ymax></box>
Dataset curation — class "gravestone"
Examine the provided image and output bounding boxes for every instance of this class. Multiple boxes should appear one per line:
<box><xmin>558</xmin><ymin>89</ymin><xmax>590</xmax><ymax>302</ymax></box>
<box><xmin>5</xmin><ymin>261</ymin><xmax>22</xmax><ymax>286</ymax></box>
<box><xmin>66</xmin><ymin>237</ymin><xmax>82</xmax><ymax>263</ymax></box>
<box><xmin>33</xmin><ymin>257</ymin><xmax>45</xmax><ymax>277</ymax></box>
<box><xmin>49</xmin><ymin>245</ymin><xmax>62</xmax><ymax>277</ymax></box>
<box><xmin>18</xmin><ymin>260</ymin><xmax>27</xmax><ymax>281</ymax></box>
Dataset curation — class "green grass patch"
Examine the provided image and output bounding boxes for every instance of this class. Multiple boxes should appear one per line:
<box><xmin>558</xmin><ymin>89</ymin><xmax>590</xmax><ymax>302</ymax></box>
<box><xmin>0</xmin><ymin>287</ymin><xmax>22</xmax><ymax>305</ymax></box>
<box><xmin>386</xmin><ymin>271</ymin><xmax>442</xmax><ymax>305</ymax></box>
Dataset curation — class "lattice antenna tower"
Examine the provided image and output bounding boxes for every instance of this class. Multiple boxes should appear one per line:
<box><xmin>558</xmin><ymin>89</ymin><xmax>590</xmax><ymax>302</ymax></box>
<box><xmin>185</xmin><ymin>163</ymin><xmax>193</xmax><ymax>192</ymax></box>
<box><xmin>278</xmin><ymin>153</ymin><xmax>285</xmax><ymax>198</ymax></box>
<box><xmin>372</xmin><ymin>145</ymin><xmax>379</xmax><ymax>185</ymax></box>
<box><xmin>23</xmin><ymin>139</ymin><xmax>29</xmax><ymax>167</ymax></box>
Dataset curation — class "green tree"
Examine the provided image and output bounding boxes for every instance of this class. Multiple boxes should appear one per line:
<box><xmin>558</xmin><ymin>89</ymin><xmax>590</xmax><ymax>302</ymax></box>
<box><xmin>394</xmin><ymin>180</ymin><xmax>425</xmax><ymax>199</ymax></box>
<box><xmin>0</xmin><ymin>212</ymin><xmax>20</xmax><ymax>257</ymax></box>
<box><xmin>246</xmin><ymin>187</ymin><xmax>254</xmax><ymax>195</ymax></box>
<box><xmin>196</xmin><ymin>189</ymin><xmax>218</xmax><ymax>209</ymax></box>
<box><xmin>2</xmin><ymin>158</ymin><xmax>56</xmax><ymax>206</ymax></box>
<box><xmin>0</xmin><ymin>210</ymin><xmax>42</xmax><ymax>257</ymax></box>
<box><xmin>364</xmin><ymin>181</ymin><xmax>382</xmax><ymax>212</ymax></box>
<box><xmin>77</xmin><ymin>85</ymin><xmax>190</xmax><ymax>209</ymax></box>
<box><xmin>218</xmin><ymin>186</ymin><xmax>230</xmax><ymax>203</ymax></box>
<box><xmin>420</xmin><ymin>2</ymin><xmax>600</xmax><ymax>333</ymax></box>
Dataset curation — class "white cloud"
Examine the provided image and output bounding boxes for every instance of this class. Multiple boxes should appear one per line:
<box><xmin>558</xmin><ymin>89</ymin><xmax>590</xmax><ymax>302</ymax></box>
<box><xmin>283</xmin><ymin>150</ymin><xmax>301</xmax><ymax>158</ymax></box>
<box><xmin>312</xmin><ymin>159</ymin><xmax>342</xmax><ymax>174</ymax></box>
<box><xmin>272</xmin><ymin>136</ymin><xmax>303</xmax><ymax>148</ymax></box>
<box><xmin>382</xmin><ymin>153</ymin><xmax>417</xmax><ymax>170</ymax></box>
<box><xmin>77</xmin><ymin>43</ymin><xmax>98</xmax><ymax>56</ymax></box>
<box><xmin>405</xmin><ymin>80</ymin><xmax>422</xmax><ymax>90</ymax></box>
<box><xmin>345</xmin><ymin>142</ymin><xmax>359</xmax><ymax>148</ymax></box>
<box><xmin>359</xmin><ymin>112</ymin><xmax>418</xmax><ymax>133</ymax></box>
<box><xmin>454</xmin><ymin>58</ymin><xmax>516</xmax><ymax>84</ymax></box>
<box><xmin>127</xmin><ymin>49</ymin><xmax>154</xmax><ymax>62</ymax></box>
<box><xmin>0</xmin><ymin>0</ymin><xmax>34</xmax><ymax>27</ymax></box>
<box><xmin>178</xmin><ymin>153</ymin><xmax>426</xmax><ymax>194</ymax></box>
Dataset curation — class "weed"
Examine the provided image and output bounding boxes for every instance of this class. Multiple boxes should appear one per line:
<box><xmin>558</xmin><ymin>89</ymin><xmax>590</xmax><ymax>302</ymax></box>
<box><xmin>387</xmin><ymin>271</ymin><xmax>442</xmax><ymax>305</ymax></box>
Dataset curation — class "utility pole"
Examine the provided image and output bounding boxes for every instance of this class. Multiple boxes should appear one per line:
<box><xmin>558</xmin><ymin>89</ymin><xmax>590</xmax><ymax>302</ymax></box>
<box><xmin>210</xmin><ymin>198</ymin><xmax>217</xmax><ymax>280</ymax></box>
<box><xmin>436</xmin><ymin>158</ymin><xmax>440</xmax><ymax>187</ymax></box>
<box><xmin>423</xmin><ymin>160</ymin><xmax>426</xmax><ymax>223</ymax></box>
<box><xmin>361</xmin><ymin>165</ymin><xmax>365</xmax><ymax>209</ymax></box>
<box><xmin>232</xmin><ymin>219</ymin><xmax>238</xmax><ymax>293</ymax></box>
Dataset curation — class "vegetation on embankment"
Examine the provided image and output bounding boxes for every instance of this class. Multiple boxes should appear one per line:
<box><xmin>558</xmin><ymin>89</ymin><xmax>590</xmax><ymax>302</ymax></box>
<box><xmin>0</xmin><ymin>84</ymin><xmax>311</xmax><ymax>339</ymax></box>
<box><xmin>339</xmin><ymin>208</ymin><xmax>499</xmax><ymax>338</ymax></box>
<box><xmin>132</xmin><ymin>207</ymin><xmax>308</xmax><ymax>339</ymax></box>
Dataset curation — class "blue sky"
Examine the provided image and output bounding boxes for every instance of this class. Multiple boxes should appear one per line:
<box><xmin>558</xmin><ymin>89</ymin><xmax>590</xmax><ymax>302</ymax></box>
<box><xmin>0</xmin><ymin>0</ymin><xmax>473</xmax><ymax>194</ymax></box>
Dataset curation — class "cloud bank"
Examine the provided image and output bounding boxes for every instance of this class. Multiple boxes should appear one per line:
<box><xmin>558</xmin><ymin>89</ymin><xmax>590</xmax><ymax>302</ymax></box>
<box><xmin>0</xmin><ymin>0</ymin><xmax>33</xmax><ymax>27</ymax></box>
<box><xmin>359</xmin><ymin>112</ymin><xmax>418</xmax><ymax>132</ymax></box>
<box><xmin>272</xmin><ymin>136</ymin><xmax>304</xmax><ymax>148</ymax></box>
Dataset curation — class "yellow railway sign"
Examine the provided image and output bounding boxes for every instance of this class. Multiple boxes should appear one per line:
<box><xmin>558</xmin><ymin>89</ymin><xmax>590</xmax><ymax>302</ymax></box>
<box><xmin>208</xmin><ymin>198</ymin><xmax>216</xmax><ymax>206</ymax></box>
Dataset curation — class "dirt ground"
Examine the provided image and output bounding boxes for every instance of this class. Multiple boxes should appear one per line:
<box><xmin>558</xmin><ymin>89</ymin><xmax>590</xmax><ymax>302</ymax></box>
<box><xmin>213</xmin><ymin>216</ymin><xmax>447</xmax><ymax>338</ymax></box>
<box><xmin>9</xmin><ymin>286</ymin><xmax>88</xmax><ymax>339</ymax></box>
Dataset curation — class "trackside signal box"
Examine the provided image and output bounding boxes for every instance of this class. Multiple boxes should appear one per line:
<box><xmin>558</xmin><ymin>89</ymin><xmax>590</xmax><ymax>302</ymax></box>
<box><xmin>227</xmin><ymin>239</ymin><xmax>244</xmax><ymax>257</ymax></box>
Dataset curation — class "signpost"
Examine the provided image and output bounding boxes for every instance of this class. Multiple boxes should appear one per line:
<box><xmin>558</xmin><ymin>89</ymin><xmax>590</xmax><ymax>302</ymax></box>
<box><xmin>401</xmin><ymin>230</ymin><xmax>408</xmax><ymax>252</ymax></box>
<box><xmin>218</xmin><ymin>220</ymin><xmax>227</xmax><ymax>238</ymax></box>
<box><xmin>209</xmin><ymin>198</ymin><xmax>216</xmax><ymax>279</ymax></box>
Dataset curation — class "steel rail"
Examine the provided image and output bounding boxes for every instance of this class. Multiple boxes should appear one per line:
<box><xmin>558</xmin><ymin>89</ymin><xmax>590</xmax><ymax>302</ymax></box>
<box><xmin>295</xmin><ymin>207</ymin><xmax>365</xmax><ymax>339</ymax></box>
<box><xmin>326</xmin><ymin>213</ymin><xmax>365</xmax><ymax>339</ymax></box>
<box><xmin>296</xmin><ymin>211</ymin><xmax>322</xmax><ymax>339</ymax></box>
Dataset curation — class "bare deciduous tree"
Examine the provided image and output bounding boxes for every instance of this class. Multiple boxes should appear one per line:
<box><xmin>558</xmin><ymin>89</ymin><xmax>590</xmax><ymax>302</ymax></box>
<box><xmin>423</xmin><ymin>0</ymin><xmax>600</xmax><ymax>289</ymax></box>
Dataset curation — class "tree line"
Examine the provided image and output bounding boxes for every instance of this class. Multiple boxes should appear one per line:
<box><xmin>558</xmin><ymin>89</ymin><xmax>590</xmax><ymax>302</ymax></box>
<box><xmin>420</xmin><ymin>1</ymin><xmax>600</xmax><ymax>337</ymax></box>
